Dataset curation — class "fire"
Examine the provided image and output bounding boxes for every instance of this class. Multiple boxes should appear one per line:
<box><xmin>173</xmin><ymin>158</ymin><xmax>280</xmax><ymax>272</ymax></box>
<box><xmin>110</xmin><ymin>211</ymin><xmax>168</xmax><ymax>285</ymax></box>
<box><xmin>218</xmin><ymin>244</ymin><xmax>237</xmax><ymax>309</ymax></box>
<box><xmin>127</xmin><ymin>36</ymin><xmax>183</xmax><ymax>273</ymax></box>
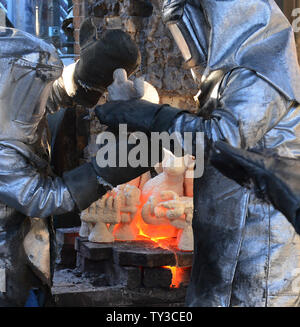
<box><xmin>163</xmin><ymin>266</ymin><xmax>182</xmax><ymax>288</ymax></box>
<box><xmin>133</xmin><ymin>205</ymin><xmax>183</xmax><ymax>288</ymax></box>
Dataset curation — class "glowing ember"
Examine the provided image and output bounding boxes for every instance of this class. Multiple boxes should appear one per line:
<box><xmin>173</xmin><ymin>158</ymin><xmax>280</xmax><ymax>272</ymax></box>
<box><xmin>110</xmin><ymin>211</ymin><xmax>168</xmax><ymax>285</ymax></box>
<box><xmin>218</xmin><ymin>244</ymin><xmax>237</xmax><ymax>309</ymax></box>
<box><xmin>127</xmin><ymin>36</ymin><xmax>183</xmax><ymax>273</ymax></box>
<box><xmin>133</xmin><ymin>206</ymin><xmax>183</xmax><ymax>288</ymax></box>
<box><xmin>163</xmin><ymin>266</ymin><xmax>182</xmax><ymax>288</ymax></box>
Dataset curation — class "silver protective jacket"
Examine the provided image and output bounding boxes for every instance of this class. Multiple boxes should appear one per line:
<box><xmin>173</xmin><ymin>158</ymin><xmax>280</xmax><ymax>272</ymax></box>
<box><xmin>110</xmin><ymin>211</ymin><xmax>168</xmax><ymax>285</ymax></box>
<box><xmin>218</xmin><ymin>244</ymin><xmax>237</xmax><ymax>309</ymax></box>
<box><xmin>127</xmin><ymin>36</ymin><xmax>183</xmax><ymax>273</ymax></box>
<box><xmin>162</xmin><ymin>0</ymin><xmax>300</xmax><ymax>102</ymax></box>
<box><xmin>163</xmin><ymin>0</ymin><xmax>300</xmax><ymax>306</ymax></box>
<box><xmin>0</xmin><ymin>28</ymin><xmax>77</xmax><ymax>306</ymax></box>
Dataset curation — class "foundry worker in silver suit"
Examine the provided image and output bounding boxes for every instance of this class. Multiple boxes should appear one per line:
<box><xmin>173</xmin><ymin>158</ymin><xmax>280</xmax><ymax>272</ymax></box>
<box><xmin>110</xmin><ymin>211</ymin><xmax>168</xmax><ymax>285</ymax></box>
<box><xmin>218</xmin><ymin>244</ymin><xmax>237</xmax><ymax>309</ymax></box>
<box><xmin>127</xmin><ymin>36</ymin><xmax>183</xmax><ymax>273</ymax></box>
<box><xmin>0</xmin><ymin>27</ymin><xmax>149</xmax><ymax>306</ymax></box>
<box><xmin>96</xmin><ymin>0</ymin><xmax>300</xmax><ymax>306</ymax></box>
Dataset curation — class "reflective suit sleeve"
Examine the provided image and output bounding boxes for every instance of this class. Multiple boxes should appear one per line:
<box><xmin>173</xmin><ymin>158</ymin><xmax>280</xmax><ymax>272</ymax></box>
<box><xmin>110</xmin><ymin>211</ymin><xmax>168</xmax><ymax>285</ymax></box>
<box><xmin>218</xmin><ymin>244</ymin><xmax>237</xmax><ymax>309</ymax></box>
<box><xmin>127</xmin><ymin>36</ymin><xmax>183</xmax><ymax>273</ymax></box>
<box><xmin>46</xmin><ymin>77</ymin><xmax>76</xmax><ymax>113</ymax></box>
<box><xmin>0</xmin><ymin>145</ymin><xmax>76</xmax><ymax>218</ymax></box>
<box><xmin>168</xmin><ymin>68</ymin><xmax>290</xmax><ymax>153</ymax></box>
<box><xmin>46</xmin><ymin>64</ymin><xmax>77</xmax><ymax>113</ymax></box>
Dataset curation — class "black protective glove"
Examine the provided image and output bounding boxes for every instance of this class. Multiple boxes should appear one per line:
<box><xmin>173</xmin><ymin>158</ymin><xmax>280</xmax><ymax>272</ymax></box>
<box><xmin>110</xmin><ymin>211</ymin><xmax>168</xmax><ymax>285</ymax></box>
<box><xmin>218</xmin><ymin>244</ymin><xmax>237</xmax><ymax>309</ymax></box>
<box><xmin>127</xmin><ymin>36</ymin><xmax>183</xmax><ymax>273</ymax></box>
<box><xmin>210</xmin><ymin>141</ymin><xmax>300</xmax><ymax>234</ymax></box>
<box><xmin>73</xmin><ymin>29</ymin><xmax>141</xmax><ymax>107</ymax></box>
<box><xmin>95</xmin><ymin>99</ymin><xmax>185</xmax><ymax>134</ymax></box>
<box><xmin>90</xmin><ymin>140</ymin><xmax>152</xmax><ymax>188</ymax></box>
<box><xmin>63</xmin><ymin>137</ymin><xmax>155</xmax><ymax>211</ymax></box>
<box><xmin>63</xmin><ymin>162</ymin><xmax>105</xmax><ymax>211</ymax></box>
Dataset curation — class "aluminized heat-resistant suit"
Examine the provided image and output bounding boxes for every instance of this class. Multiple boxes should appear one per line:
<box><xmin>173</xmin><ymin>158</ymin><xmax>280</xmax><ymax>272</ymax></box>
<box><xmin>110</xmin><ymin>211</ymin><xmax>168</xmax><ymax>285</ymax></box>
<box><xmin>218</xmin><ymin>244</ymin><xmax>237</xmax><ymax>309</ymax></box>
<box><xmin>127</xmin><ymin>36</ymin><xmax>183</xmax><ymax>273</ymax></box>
<box><xmin>0</xmin><ymin>26</ymin><xmax>142</xmax><ymax>306</ymax></box>
<box><xmin>0</xmin><ymin>28</ymin><xmax>78</xmax><ymax>306</ymax></box>
<box><xmin>163</xmin><ymin>0</ymin><xmax>300</xmax><ymax>306</ymax></box>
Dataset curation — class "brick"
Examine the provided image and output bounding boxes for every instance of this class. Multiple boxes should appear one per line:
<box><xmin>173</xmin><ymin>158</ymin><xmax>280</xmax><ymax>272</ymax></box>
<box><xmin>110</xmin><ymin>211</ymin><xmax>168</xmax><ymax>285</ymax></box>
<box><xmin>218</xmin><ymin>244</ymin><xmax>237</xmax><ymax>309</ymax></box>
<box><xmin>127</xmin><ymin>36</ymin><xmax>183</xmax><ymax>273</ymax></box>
<box><xmin>143</xmin><ymin>267</ymin><xmax>172</xmax><ymax>288</ymax></box>
<box><xmin>109</xmin><ymin>265</ymin><xmax>142</xmax><ymax>289</ymax></box>
<box><xmin>56</xmin><ymin>227</ymin><xmax>80</xmax><ymax>246</ymax></box>
<box><xmin>75</xmin><ymin>253</ymin><xmax>143</xmax><ymax>289</ymax></box>
<box><xmin>56</xmin><ymin>244</ymin><xmax>77</xmax><ymax>269</ymax></box>
<box><xmin>113</xmin><ymin>241</ymin><xmax>176</xmax><ymax>267</ymax></box>
<box><xmin>76</xmin><ymin>239</ymin><xmax>180</xmax><ymax>267</ymax></box>
<box><xmin>76</xmin><ymin>238</ymin><xmax>113</xmax><ymax>261</ymax></box>
<box><xmin>76</xmin><ymin>253</ymin><xmax>113</xmax><ymax>275</ymax></box>
<box><xmin>51</xmin><ymin>268</ymin><xmax>187</xmax><ymax>307</ymax></box>
<box><xmin>174</xmin><ymin>249</ymin><xmax>193</xmax><ymax>267</ymax></box>
<box><xmin>55</xmin><ymin>228</ymin><xmax>80</xmax><ymax>269</ymax></box>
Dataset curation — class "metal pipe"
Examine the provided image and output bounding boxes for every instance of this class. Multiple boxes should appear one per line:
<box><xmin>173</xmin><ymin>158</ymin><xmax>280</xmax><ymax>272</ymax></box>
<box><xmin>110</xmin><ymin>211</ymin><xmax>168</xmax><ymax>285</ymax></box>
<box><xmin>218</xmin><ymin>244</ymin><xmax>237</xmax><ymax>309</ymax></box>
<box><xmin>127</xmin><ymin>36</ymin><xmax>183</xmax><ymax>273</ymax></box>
<box><xmin>35</xmin><ymin>3</ymin><xmax>40</xmax><ymax>37</ymax></box>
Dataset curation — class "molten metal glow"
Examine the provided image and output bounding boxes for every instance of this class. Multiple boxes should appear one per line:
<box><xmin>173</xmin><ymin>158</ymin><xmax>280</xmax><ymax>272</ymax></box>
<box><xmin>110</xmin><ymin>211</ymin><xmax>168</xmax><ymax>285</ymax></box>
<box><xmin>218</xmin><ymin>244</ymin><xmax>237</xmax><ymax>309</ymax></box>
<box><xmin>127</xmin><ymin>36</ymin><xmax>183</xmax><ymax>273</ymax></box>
<box><xmin>134</xmin><ymin>207</ymin><xmax>182</xmax><ymax>288</ymax></box>
<box><xmin>163</xmin><ymin>266</ymin><xmax>182</xmax><ymax>288</ymax></box>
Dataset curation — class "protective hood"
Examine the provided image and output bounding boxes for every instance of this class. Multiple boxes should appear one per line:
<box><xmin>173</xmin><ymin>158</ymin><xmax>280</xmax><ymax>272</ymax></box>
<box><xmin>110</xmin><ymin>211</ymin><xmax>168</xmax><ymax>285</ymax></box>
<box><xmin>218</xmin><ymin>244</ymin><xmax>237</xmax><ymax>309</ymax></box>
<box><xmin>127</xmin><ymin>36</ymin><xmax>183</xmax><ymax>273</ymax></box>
<box><xmin>0</xmin><ymin>27</ymin><xmax>63</xmax><ymax>145</ymax></box>
<box><xmin>163</xmin><ymin>0</ymin><xmax>300</xmax><ymax>103</ymax></box>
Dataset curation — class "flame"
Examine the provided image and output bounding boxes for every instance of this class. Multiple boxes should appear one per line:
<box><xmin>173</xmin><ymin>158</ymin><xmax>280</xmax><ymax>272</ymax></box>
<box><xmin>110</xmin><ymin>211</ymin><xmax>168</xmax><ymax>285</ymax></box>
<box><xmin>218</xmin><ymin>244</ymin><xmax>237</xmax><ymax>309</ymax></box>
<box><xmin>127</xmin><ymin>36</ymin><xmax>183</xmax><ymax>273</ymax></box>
<box><xmin>135</xmin><ymin>207</ymin><xmax>176</xmax><ymax>246</ymax></box>
<box><xmin>163</xmin><ymin>266</ymin><xmax>182</xmax><ymax>288</ymax></box>
<box><xmin>112</xmin><ymin>184</ymin><xmax>188</xmax><ymax>289</ymax></box>
<box><xmin>133</xmin><ymin>205</ymin><xmax>183</xmax><ymax>288</ymax></box>
<box><xmin>111</xmin><ymin>178</ymin><xmax>191</xmax><ymax>288</ymax></box>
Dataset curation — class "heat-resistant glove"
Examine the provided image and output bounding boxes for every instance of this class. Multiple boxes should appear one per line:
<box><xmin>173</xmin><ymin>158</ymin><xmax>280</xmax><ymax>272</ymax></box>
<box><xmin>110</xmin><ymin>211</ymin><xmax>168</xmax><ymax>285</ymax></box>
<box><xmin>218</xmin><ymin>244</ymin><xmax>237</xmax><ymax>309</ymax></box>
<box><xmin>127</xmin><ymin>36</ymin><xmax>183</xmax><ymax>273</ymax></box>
<box><xmin>51</xmin><ymin>29</ymin><xmax>141</xmax><ymax>109</ymax></box>
<box><xmin>63</xmin><ymin>135</ymin><xmax>155</xmax><ymax>211</ymax></box>
<box><xmin>73</xmin><ymin>29</ymin><xmax>141</xmax><ymax>107</ymax></box>
<box><xmin>90</xmin><ymin>140</ymin><xmax>152</xmax><ymax>188</ymax></box>
<box><xmin>95</xmin><ymin>99</ymin><xmax>185</xmax><ymax>134</ymax></box>
<box><xmin>210</xmin><ymin>140</ymin><xmax>300</xmax><ymax>234</ymax></box>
